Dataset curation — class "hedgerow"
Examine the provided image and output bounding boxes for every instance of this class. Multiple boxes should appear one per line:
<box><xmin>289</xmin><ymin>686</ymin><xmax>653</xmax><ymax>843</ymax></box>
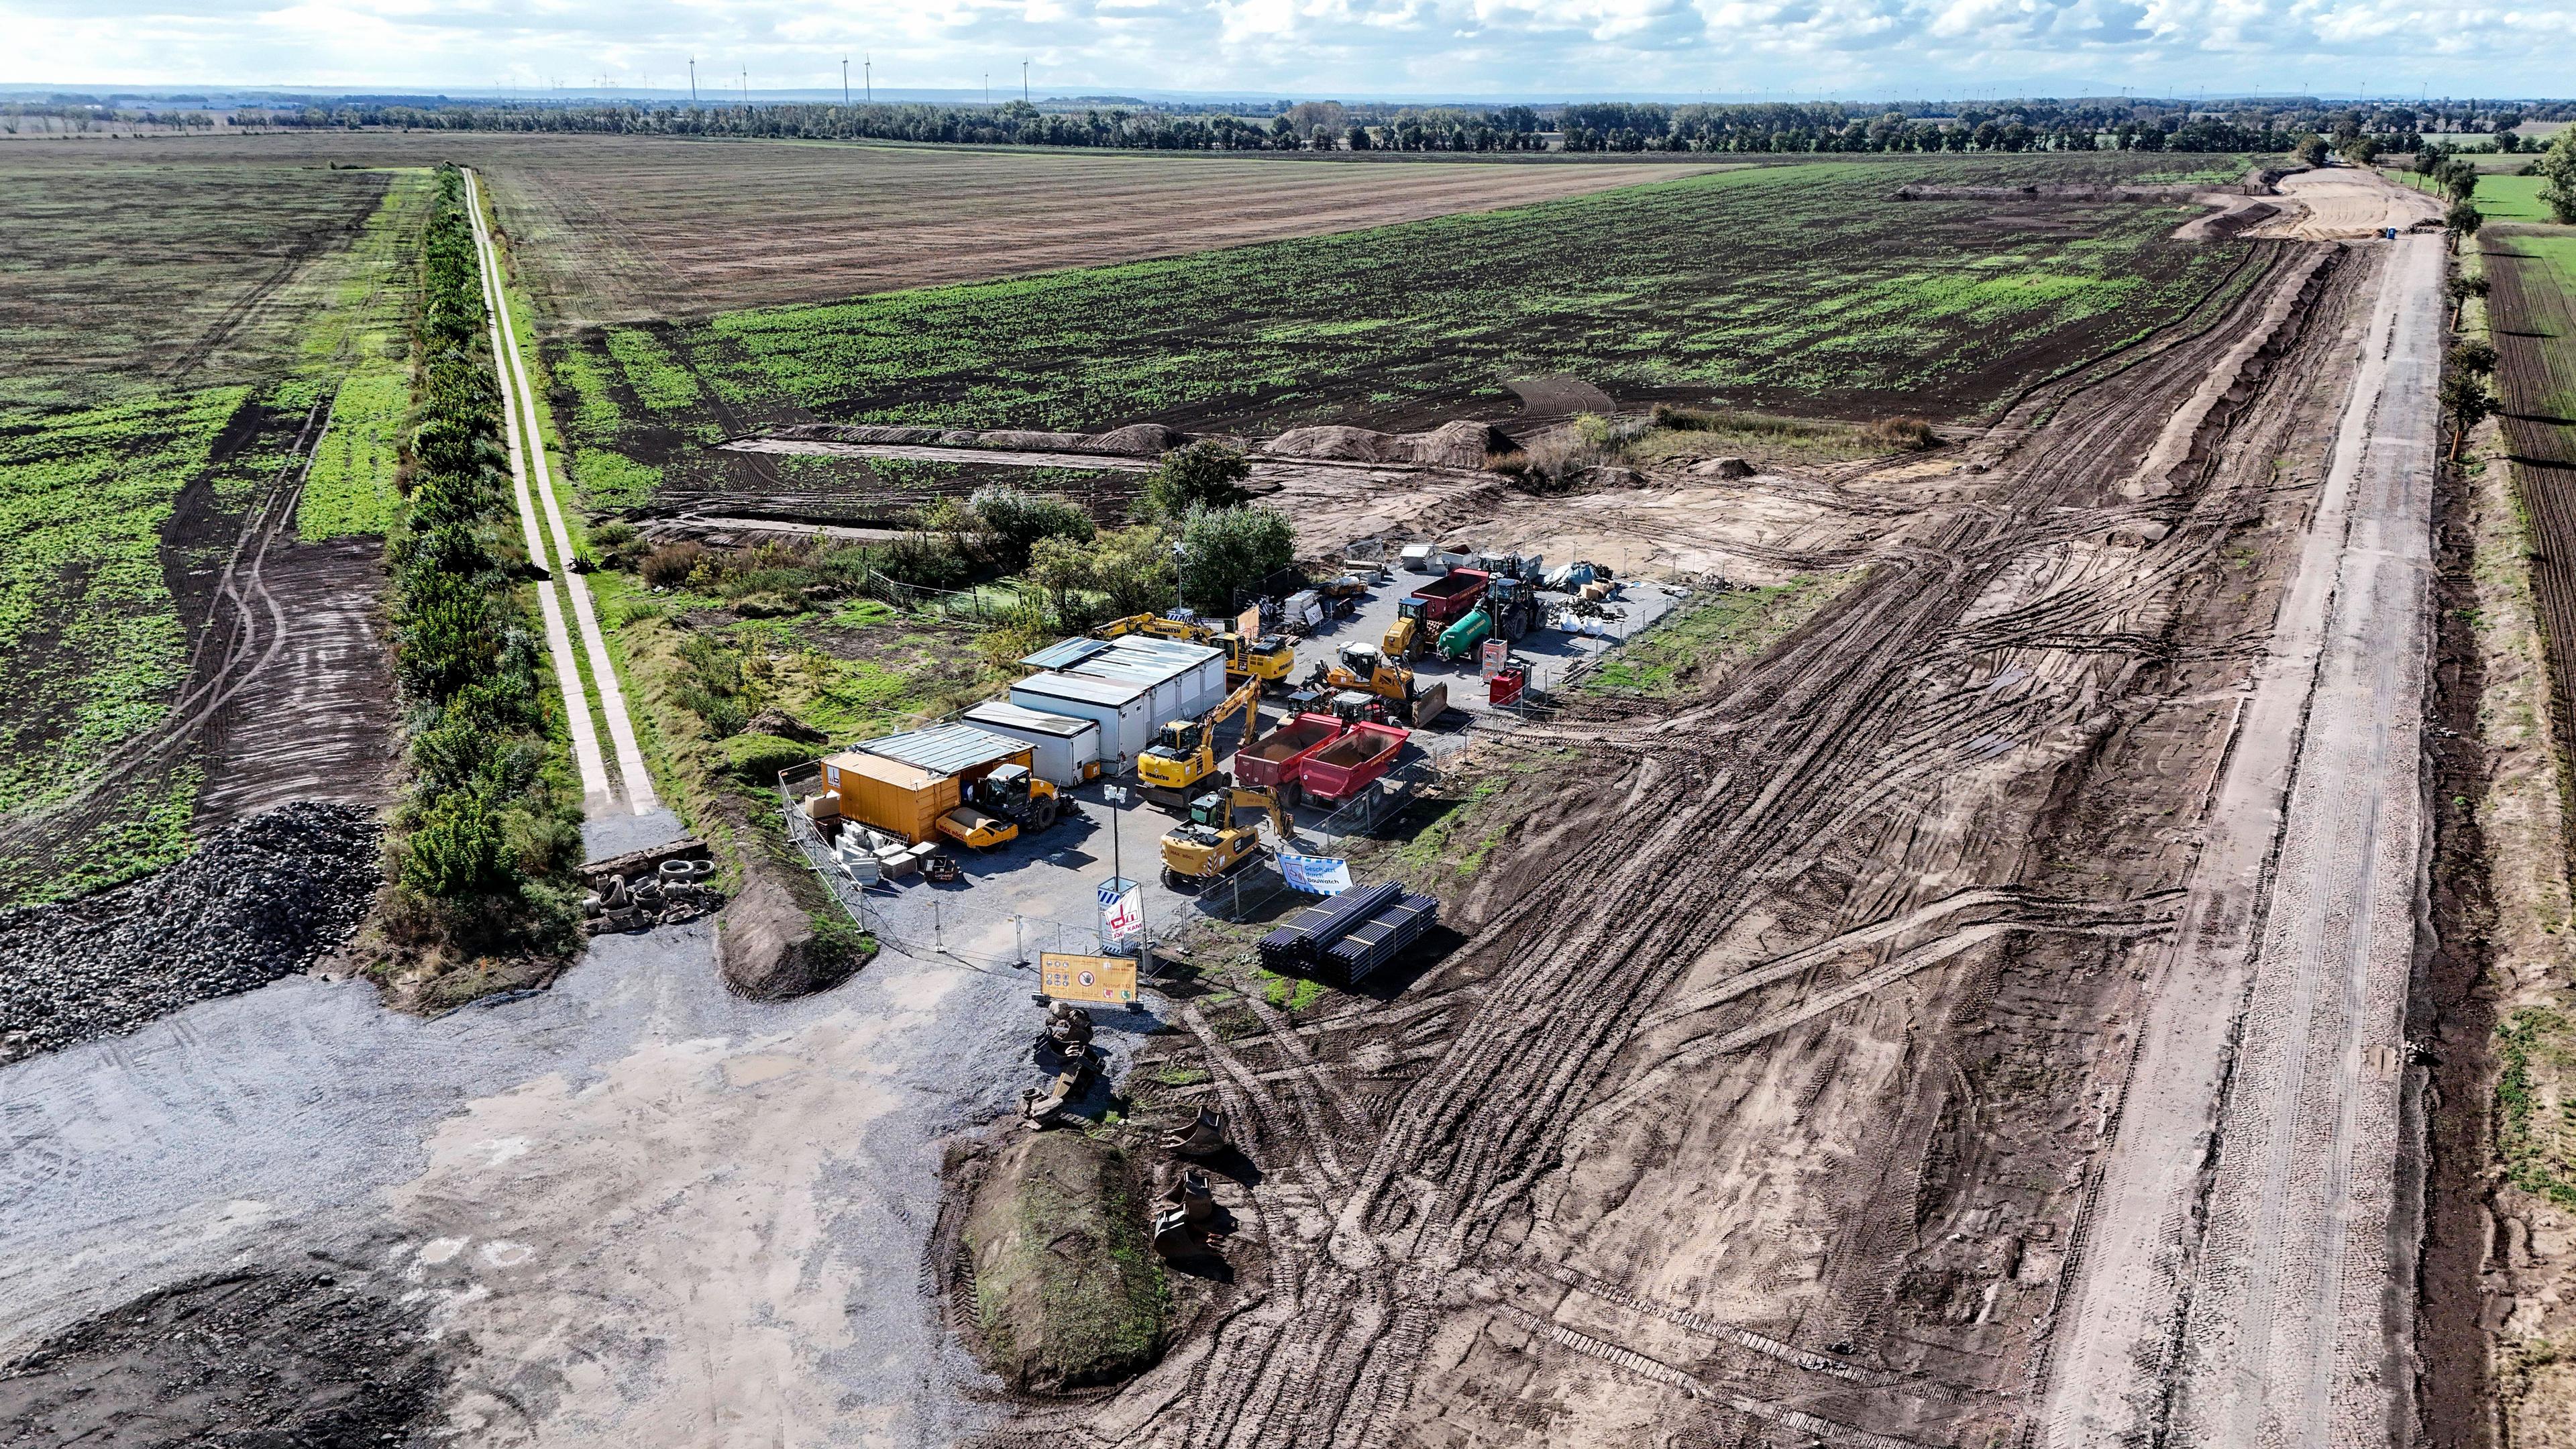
<box><xmin>382</xmin><ymin>164</ymin><xmax>581</xmax><ymax>952</ymax></box>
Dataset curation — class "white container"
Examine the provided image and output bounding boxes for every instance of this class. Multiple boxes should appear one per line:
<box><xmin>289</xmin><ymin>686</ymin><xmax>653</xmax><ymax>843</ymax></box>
<box><xmin>960</xmin><ymin>700</ymin><xmax>1103</xmax><ymax>787</ymax></box>
<box><xmin>1401</xmin><ymin>543</ymin><xmax>1442</xmax><ymax>574</ymax></box>
<box><xmin>1010</xmin><ymin>670</ymin><xmax>1159</xmax><ymax>773</ymax></box>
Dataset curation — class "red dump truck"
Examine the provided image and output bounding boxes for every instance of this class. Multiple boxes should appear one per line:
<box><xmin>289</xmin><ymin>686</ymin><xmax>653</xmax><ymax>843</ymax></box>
<box><xmin>1232</xmin><ymin>712</ymin><xmax>1346</xmax><ymax>795</ymax></box>
<box><xmin>1409</xmin><ymin>568</ymin><xmax>1490</xmax><ymax>626</ymax></box>
<box><xmin>1299</xmin><ymin>722</ymin><xmax>1409</xmax><ymax>803</ymax></box>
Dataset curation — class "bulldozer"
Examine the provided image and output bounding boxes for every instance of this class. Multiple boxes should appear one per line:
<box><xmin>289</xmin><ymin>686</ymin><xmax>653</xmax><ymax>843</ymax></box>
<box><xmin>1138</xmin><ymin>676</ymin><xmax>1261</xmax><ymax>811</ymax></box>
<box><xmin>935</xmin><ymin>763</ymin><xmax>1061</xmax><ymax>849</ymax></box>
<box><xmin>1159</xmin><ymin>786</ymin><xmax>1290</xmax><ymax>890</ymax></box>
<box><xmin>1094</xmin><ymin>610</ymin><xmax>1293</xmax><ymax>686</ymax></box>
<box><xmin>1308</xmin><ymin>643</ymin><xmax>1449</xmax><ymax>729</ymax></box>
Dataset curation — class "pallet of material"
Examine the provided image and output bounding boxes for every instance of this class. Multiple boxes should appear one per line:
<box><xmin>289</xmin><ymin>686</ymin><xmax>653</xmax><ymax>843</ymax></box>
<box><xmin>1320</xmin><ymin>893</ymin><xmax>1437</xmax><ymax>986</ymax></box>
<box><xmin>1258</xmin><ymin>881</ymin><xmax>1401</xmax><ymax>973</ymax></box>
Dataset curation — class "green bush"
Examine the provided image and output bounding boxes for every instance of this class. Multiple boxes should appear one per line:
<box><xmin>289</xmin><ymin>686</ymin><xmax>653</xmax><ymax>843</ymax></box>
<box><xmin>401</xmin><ymin>788</ymin><xmax>516</xmax><ymax>898</ymax></box>
<box><xmin>972</xmin><ymin>484</ymin><xmax>1095</xmax><ymax>572</ymax></box>
<box><xmin>1138</xmin><ymin>441</ymin><xmax>1252</xmax><ymax>521</ymax></box>
<box><xmin>724</xmin><ymin>732</ymin><xmax>821</xmax><ymax>782</ymax></box>
<box><xmin>1178</xmin><ymin>504</ymin><xmax>1295</xmax><ymax>616</ymax></box>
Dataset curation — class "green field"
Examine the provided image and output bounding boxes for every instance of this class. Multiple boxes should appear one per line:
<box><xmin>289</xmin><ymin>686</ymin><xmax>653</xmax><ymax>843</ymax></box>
<box><xmin>554</xmin><ymin>156</ymin><xmax>2256</xmax><ymax>507</ymax></box>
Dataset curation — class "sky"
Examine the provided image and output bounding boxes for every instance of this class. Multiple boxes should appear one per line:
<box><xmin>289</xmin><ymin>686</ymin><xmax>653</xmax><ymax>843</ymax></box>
<box><xmin>1</xmin><ymin>0</ymin><xmax>2568</xmax><ymax>102</ymax></box>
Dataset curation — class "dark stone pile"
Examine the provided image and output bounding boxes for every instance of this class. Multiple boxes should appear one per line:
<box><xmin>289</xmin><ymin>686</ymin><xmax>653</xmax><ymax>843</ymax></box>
<box><xmin>0</xmin><ymin>802</ymin><xmax>380</xmax><ymax>1065</ymax></box>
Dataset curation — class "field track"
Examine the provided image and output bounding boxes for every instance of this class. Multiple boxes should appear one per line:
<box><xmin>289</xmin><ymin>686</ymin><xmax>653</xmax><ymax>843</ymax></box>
<box><xmin>466</xmin><ymin>168</ymin><xmax>656</xmax><ymax>817</ymax></box>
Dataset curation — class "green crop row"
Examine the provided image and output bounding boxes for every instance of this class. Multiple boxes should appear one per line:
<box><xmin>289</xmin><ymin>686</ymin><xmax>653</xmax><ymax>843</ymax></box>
<box><xmin>617</xmin><ymin>160</ymin><xmax>2245</xmax><ymax>450</ymax></box>
<box><xmin>299</xmin><ymin>369</ymin><xmax>410</xmax><ymax>539</ymax></box>
<box><xmin>298</xmin><ymin>169</ymin><xmax>437</xmax><ymax>541</ymax></box>
<box><xmin>0</xmin><ymin>387</ymin><xmax>248</xmax><ymax>818</ymax></box>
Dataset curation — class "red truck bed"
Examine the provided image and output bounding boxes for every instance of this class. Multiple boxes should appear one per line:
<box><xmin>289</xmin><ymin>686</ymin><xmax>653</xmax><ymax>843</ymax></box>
<box><xmin>1407</xmin><ymin>568</ymin><xmax>1489</xmax><ymax>625</ymax></box>
<box><xmin>1232</xmin><ymin>713</ymin><xmax>1346</xmax><ymax>791</ymax></box>
<box><xmin>1299</xmin><ymin>722</ymin><xmax>1409</xmax><ymax>802</ymax></box>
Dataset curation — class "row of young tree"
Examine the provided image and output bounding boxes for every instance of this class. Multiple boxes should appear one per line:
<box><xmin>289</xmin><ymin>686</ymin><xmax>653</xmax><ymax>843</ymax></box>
<box><xmin>386</xmin><ymin>165</ymin><xmax>584</xmax><ymax>950</ymax></box>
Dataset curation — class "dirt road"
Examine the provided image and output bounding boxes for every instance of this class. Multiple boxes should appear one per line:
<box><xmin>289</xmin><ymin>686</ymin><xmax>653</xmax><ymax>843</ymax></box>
<box><xmin>464</xmin><ymin>169</ymin><xmax>656</xmax><ymax>817</ymax></box>
<box><xmin>2041</xmin><ymin>234</ymin><xmax>2443</xmax><ymax>1445</ymax></box>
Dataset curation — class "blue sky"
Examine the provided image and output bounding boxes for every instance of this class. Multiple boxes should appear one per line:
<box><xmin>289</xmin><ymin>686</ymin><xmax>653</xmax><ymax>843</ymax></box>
<box><xmin>1</xmin><ymin>0</ymin><xmax>2565</xmax><ymax>101</ymax></box>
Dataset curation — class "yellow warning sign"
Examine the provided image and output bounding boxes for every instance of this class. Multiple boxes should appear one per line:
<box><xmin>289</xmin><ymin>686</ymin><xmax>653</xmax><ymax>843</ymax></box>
<box><xmin>1040</xmin><ymin>951</ymin><xmax>1138</xmax><ymax>1004</ymax></box>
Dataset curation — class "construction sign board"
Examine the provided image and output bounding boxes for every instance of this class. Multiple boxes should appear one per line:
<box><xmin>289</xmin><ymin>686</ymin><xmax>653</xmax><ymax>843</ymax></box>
<box><xmin>1097</xmin><ymin>876</ymin><xmax>1144</xmax><ymax>951</ymax></box>
<box><xmin>1279</xmin><ymin>851</ymin><xmax>1354</xmax><ymax>895</ymax></box>
<box><xmin>1480</xmin><ymin>639</ymin><xmax>1509</xmax><ymax>680</ymax></box>
<box><xmin>1041</xmin><ymin>952</ymin><xmax>1138</xmax><ymax>1004</ymax></box>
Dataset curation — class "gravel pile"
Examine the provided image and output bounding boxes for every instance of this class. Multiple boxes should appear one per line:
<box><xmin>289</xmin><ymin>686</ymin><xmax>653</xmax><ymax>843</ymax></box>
<box><xmin>0</xmin><ymin>802</ymin><xmax>380</xmax><ymax>1064</ymax></box>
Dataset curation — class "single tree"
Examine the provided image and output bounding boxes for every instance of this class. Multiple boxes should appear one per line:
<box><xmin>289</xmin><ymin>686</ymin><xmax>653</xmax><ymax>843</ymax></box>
<box><xmin>1176</xmin><ymin>504</ymin><xmax>1295</xmax><ymax>616</ymax></box>
<box><xmin>2445</xmin><ymin>270</ymin><xmax>2491</xmax><ymax>329</ymax></box>
<box><xmin>2447</xmin><ymin>199</ymin><xmax>2485</xmax><ymax>250</ymax></box>
<box><xmin>2449</xmin><ymin>337</ymin><xmax>2498</xmax><ymax>377</ymax></box>
<box><xmin>2439</xmin><ymin>373</ymin><xmax>2493</xmax><ymax>463</ymax></box>
<box><xmin>2294</xmin><ymin>133</ymin><xmax>2331</xmax><ymax>168</ymax></box>
<box><xmin>2541</xmin><ymin>130</ymin><xmax>2576</xmax><ymax>224</ymax></box>
<box><xmin>1139</xmin><ymin>441</ymin><xmax>1254</xmax><ymax>521</ymax></box>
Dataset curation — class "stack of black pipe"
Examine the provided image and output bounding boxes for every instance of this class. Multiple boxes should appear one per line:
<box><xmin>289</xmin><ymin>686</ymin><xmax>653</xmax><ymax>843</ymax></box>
<box><xmin>1257</xmin><ymin>881</ymin><xmax>1438</xmax><ymax>986</ymax></box>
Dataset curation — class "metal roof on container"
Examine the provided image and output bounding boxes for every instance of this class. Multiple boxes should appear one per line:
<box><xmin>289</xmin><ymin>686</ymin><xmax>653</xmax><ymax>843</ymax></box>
<box><xmin>1020</xmin><ymin>637</ymin><xmax>1116</xmax><ymax>672</ymax></box>
<box><xmin>1012</xmin><ymin>669</ymin><xmax>1154</xmax><ymax>707</ymax></box>
<box><xmin>962</xmin><ymin>700</ymin><xmax>1101</xmax><ymax>738</ymax></box>
<box><xmin>855</xmin><ymin>722</ymin><xmax>1029</xmax><ymax>777</ymax></box>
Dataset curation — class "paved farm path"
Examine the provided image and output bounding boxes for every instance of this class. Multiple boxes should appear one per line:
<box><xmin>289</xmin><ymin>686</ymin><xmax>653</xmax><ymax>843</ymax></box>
<box><xmin>2041</xmin><ymin>233</ymin><xmax>2443</xmax><ymax>1446</ymax></box>
<box><xmin>464</xmin><ymin>168</ymin><xmax>656</xmax><ymax>817</ymax></box>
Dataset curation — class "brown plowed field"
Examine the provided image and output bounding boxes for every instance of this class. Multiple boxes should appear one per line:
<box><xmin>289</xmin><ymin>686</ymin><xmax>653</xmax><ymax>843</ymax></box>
<box><xmin>42</xmin><ymin>133</ymin><xmax>1716</xmax><ymax>324</ymax></box>
<box><xmin>1052</xmin><ymin>239</ymin><xmax>2390</xmax><ymax>1447</ymax></box>
<box><xmin>2486</xmin><ymin>230</ymin><xmax>2576</xmax><ymax>798</ymax></box>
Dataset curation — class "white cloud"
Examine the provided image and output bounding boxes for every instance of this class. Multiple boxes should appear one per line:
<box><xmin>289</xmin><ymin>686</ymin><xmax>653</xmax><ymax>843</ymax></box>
<box><xmin>0</xmin><ymin>0</ymin><xmax>2563</xmax><ymax>97</ymax></box>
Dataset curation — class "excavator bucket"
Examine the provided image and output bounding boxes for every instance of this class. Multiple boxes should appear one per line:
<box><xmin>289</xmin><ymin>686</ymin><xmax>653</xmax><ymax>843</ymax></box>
<box><xmin>1161</xmin><ymin>1106</ymin><xmax>1229</xmax><ymax>1157</ymax></box>
<box><xmin>1161</xmin><ymin>1167</ymin><xmax>1218</xmax><ymax>1226</ymax></box>
<box><xmin>1149</xmin><ymin>1205</ymin><xmax>1198</xmax><ymax>1260</ymax></box>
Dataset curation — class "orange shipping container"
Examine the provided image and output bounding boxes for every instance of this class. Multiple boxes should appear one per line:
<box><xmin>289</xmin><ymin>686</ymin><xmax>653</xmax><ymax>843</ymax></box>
<box><xmin>818</xmin><ymin>751</ymin><xmax>962</xmax><ymax>845</ymax></box>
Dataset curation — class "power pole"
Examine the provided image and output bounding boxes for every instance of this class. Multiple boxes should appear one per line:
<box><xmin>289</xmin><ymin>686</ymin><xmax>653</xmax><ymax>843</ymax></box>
<box><xmin>742</xmin><ymin>66</ymin><xmax>749</xmax><ymax>107</ymax></box>
<box><xmin>1023</xmin><ymin>58</ymin><xmax>1030</xmax><ymax>103</ymax></box>
<box><xmin>985</xmin><ymin>72</ymin><xmax>991</xmax><ymax>107</ymax></box>
<box><xmin>865</xmin><ymin>54</ymin><xmax>871</xmax><ymax>103</ymax></box>
<box><xmin>689</xmin><ymin>57</ymin><xmax>696</xmax><ymax>103</ymax></box>
<box><xmin>843</xmin><ymin>57</ymin><xmax>850</xmax><ymax>106</ymax></box>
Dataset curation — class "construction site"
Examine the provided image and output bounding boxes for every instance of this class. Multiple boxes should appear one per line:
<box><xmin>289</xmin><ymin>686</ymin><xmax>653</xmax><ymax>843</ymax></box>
<box><xmin>1</xmin><ymin>117</ymin><xmax>2540</xmax><ymax>1449</ymax></box>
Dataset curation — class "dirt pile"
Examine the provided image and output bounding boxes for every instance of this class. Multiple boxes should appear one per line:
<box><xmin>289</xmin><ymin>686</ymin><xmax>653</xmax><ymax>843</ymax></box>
<box><xmin>0</xmin><ymin>802</ymin><xmax>380</xmax><ymax>1064</ymax></box>
<box><xmin>960</xmin><ymin>1130</ymin><xmax>1166</xmax><ymax>1393</ymax></box>
<box><xmin>0</xmin><ymin>1268</ymin><xmax>441</xmax><ymax>1445</ymax></box>
<box><xmin>716</xmin><ymin>869</ymin><xmax>858</xmax><ymax>1000</ymax></box>
<box><xmin>1265</xmin><ymin>419</ymin><xmax>1513</xmax><ymax>469</ymax></box>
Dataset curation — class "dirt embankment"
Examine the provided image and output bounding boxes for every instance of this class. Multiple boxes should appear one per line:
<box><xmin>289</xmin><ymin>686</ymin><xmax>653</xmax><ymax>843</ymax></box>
<box><xmin>1264</xmin><ymin>419</ymin><xmax>1515</xmax><ymax>469</ymax></box>
<box><xmin>765</xmin><ymin>420</ymin><xmax>1191</xmax><ymax>459</ymax></box>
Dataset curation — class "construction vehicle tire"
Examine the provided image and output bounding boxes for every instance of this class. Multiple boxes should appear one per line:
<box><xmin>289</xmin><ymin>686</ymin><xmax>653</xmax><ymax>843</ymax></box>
<box><xmin>1028</xmin><ymin>798</ymin><xmax>1059</xmax><ymax>832</ymax></box>
<box><xmin>1163</xmin><ymin>866</ymin><xmax>1195</xmax><ymax>892</ymax></box>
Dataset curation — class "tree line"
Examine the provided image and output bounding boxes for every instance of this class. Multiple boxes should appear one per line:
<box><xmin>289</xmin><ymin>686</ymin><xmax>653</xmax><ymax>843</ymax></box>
<box><xmin>385</xmin><ymin>164</ymin><xmax>585</xmax><ymax>951</ymax></box>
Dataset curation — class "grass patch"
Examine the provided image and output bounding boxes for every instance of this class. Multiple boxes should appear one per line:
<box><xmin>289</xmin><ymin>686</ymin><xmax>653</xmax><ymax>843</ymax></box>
<box><xmin>299</xmin><ymin>369</ymin><xmax>409</xmax><ymax>539</ymax></box>
<box><xmin>1583</xmin><ymin>572</ymin><xmax>1860</xmax><ymax>696</ymax></box>
<box><xmin>963</xmin><ymin>1132</ymin><xmax>1167</xmax><ymax>1393</ymax></box>
<box><xmin>2501</xmin><ymin>1008</ymin><xmax>2576</xmax><ymax>1210</ymax></box>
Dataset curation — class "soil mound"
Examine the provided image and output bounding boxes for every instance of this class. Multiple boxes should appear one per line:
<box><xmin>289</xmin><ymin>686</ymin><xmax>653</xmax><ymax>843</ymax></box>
<box><xmin>1085</xmin><ymin>423</ymin><xmax>1191</xmax><ymax>456</ymax></box>
<box><xmin>961</xmin><ymin>1132</ymin><xmax>1166</xmax><ymax>1393</ymax></box>
<box><xmin>716</xmin><ymin>869</ymin><xmax>857</xmax><ymax>1000</ymax></box>
<box><xmin>1265</xmin><ymin>421</ymin><xmax>1514</xmax><ymax>469</ymax></box>
<box><xmin>0</xmin><ymin>801</ymin><xmax>380</xmax><ymax>1064</ymax></box>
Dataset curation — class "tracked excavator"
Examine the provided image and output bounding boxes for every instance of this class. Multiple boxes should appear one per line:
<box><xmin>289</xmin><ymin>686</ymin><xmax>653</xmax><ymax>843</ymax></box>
<box><xmin>1307</xmin><ymin>643</ymin><xmax>1448</xmax><ymax>729</ymax></box>
<box><xmin>1138</xmin><ymin>676</ymin><xmax>1262</xmax><ymax>811</ymax></box>
<box><xmin>1159</xmin><ymin>786</ymin><xmax>1291</xmax><ymax>889</ymax></box>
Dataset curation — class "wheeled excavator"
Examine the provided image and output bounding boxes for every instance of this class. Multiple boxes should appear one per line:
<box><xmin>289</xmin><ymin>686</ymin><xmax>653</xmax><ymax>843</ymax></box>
<box><xmin>1138</xmin><ymin>676</ymin><xmax>1261</xmax><ymax>811</ymax></box>
<box><xmin>1159</xmin><ymin>786</ymin><xmax>1291</xmax><ymax>889</ymax></box>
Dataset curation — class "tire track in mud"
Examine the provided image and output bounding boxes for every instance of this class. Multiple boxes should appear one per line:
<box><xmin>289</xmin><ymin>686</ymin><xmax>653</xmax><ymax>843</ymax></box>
<box><xmin>0</xmin><ymin>396</ymin><xmax>333</xmax><ymax>863</ymax></box>
<box><xmin>1045</xmin><ymin>241</ymin><xmax>2339</xmax><ymax>1448</ymax></box>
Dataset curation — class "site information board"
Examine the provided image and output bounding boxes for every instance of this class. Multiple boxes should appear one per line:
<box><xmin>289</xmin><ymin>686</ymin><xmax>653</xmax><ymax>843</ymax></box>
<box><xmin>1040</xmin><ymin>952</ymin><xmax>1138</xmax><ymax>1004</ymax></box>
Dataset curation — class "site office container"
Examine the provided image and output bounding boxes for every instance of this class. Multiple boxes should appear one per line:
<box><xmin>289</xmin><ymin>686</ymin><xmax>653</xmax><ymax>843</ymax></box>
<box><xmin>959</xmin><ymin>700</ymin><xmax>1103</xmax><ymax>787</ymax></box>
<box><xmin>817</xmin><ymin>751</ymin><xmax>962</xmax><ymax>845</ymax></box>
<box><xmin>1010</xmin><ymin>635</ymin><xmax>1226</xmax><ymax>775</ymax></box>
<box><xmin>1008</xmin><ymin>671</ymin><xmax>1159</xmax><ymax>773</ymax></box>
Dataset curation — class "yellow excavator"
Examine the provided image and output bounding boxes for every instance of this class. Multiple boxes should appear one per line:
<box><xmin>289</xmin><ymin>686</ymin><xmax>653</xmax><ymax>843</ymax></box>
<box><xmin>1138</xmin><ymin>676</ymin><xmax>1262</xmax><ymax>810</ymax></box>
<box><xmin>1160</xmin><ymin>786</ymin><xmax>1291</xmax><ymax>889</ymax></box>
<box><xmin>1307</xmin><ymin>643</ymin><xmax>1449</xmax><ymax>729</ymax></box>
<box><xmin>1094</xmin><ymin>612</ymin><xmax>1293</xmax><ymax>686</ymax></box>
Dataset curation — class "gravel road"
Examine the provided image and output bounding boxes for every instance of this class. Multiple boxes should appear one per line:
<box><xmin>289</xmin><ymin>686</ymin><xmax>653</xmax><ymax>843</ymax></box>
<box><xmin>0</xmin><ymin>916</ymin><xmax>1140</xmax><ymax>1444</ymax></box>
